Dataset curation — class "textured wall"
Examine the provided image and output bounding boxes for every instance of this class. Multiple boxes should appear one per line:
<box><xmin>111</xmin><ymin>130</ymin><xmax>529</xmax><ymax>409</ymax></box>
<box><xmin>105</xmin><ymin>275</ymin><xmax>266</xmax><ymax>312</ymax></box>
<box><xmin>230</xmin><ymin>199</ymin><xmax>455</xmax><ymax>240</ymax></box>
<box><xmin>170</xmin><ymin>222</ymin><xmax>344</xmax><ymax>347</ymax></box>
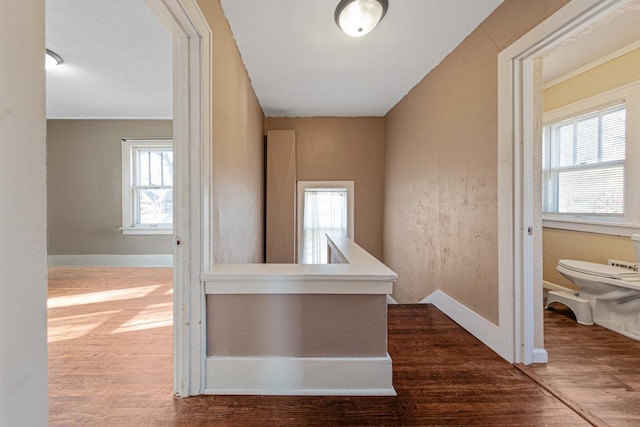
<box><xmin>383</xmin><ymin>0</ymin><xmax>571</xmax><ymax>322</ymax></box>
<box><xmin>265</xmin><ymin>117</ymin><xmax>385</xmax><ymax>260</ymax></box>
<box><xmin>265</xmin><ymin>130</ymin><xmax>296</xmax><ymax>263</ymax></box>
<box><xmin>198</xmin><ymin>0</ymin><xmax>265</xmax><ymax>264</ymax></box>
<box><xmin>46</xmin><ymin>119</ymin><xmax>173</xmax><ymax>255</ymax></box>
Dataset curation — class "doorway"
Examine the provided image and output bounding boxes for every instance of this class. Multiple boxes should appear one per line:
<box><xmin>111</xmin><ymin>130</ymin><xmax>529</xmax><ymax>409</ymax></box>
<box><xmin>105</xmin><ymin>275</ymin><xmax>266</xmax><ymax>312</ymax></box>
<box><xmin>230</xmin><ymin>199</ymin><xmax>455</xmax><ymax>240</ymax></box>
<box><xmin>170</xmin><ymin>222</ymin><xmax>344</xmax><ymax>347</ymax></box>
<box><xmin>498</xmin><ymin>0</ymin><xmax>639</xmax><ymax>364</ymax></box>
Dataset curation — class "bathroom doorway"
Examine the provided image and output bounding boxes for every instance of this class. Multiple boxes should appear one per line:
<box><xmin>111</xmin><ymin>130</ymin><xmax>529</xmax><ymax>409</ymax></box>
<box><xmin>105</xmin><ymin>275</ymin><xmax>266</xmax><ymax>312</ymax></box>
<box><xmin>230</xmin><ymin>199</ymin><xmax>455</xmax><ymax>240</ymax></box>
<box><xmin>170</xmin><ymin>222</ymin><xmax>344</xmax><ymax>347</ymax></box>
<box><xmin>497</xmin><ymin>0</ymin><xmax>640</xmax><ymax>365</ymax></box>
<box><xmin>538</xmin><ymin>3</ymin><xmax>640</xmax><ymax>342</ymax></box>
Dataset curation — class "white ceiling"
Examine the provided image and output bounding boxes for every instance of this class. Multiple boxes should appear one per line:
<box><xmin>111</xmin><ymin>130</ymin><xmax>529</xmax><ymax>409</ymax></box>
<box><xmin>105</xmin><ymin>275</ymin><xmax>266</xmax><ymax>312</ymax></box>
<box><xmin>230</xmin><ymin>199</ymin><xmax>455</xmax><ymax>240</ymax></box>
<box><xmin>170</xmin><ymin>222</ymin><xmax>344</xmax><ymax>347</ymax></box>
<box><xmin>46</xmin><ymin>0</ymin><xmax>640</xmax><ymax>120</ymax></box>
<box><xmin>543</xmin><ymin>1</ymin><xmax>640</xmax><ymax>85</ymax></box>
<box><xmin>45</xmin><ymin>0</ymin><xmax>172</xmax><ymax>119</ymax></box>
<box><xmin>220</xmin><ymin>0</ymin><xmax>504</xmax><ymax>117</ymax></box>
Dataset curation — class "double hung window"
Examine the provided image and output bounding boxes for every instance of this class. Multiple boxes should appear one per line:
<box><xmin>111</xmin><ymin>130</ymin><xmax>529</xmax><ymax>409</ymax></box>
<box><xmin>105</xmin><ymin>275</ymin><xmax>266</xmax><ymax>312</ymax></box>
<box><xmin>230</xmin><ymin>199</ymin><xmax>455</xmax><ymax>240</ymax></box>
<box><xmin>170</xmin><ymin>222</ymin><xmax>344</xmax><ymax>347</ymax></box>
<box><xmin>122</xmin><ymin>139</ymin><xmax>173</xmax><ymax>234</ymax></box>
<box><xmin>543</xmin><ymin>104</ymin><xmax>626</xmax><ymax>219</ymax></box>
<box><xmin>542</xmin><ymin>82</ymin><xmax>640</xmax><ymax>235</ymax></box>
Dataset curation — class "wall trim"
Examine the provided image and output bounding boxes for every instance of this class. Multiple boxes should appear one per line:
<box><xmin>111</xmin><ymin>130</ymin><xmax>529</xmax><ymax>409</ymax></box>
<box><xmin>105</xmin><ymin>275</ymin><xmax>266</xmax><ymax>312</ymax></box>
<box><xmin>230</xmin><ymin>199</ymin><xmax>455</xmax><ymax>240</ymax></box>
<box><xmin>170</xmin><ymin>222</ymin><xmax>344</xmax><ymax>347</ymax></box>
<box><xmin>421</xmin><ymin>290</ymin><xmax>500</xmax><ymax>356</ymax></box>
<box><xmin>386</xmin><ymin>295</ymin><xmax>398</xmax><ymax>304</ymax></box>
<box><xmin>47</xmin><ymin>254</ymin><xmax>173</xmax><ymax>267</ymax></box>
<box><xmin>533</xmin><ymin>348</ymin><xmax>549</xmax><ymax>364</ymax></box>
<box><xmin>543</xmin><ymin>39</ymin><xmax>640</xmax><ymax>89</ymax></box>
<box><xmin>205</xmin><ymin>355</ymin><xmax>396</xmax><ymax>396</ymax></box>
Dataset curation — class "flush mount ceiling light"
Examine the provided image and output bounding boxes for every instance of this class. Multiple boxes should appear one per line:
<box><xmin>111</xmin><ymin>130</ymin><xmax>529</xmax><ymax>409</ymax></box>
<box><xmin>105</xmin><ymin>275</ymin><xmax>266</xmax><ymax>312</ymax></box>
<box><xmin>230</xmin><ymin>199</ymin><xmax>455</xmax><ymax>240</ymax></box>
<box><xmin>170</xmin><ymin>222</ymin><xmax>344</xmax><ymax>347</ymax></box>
<box><xmin>45</xmin><ymin>49</ymin><xmax>63</xmax><ymax>69</ymax></box>
<box><xmin>335</xmin><ymin>0</ymin><xmax>388</xmax><ymax>37</ymax></box>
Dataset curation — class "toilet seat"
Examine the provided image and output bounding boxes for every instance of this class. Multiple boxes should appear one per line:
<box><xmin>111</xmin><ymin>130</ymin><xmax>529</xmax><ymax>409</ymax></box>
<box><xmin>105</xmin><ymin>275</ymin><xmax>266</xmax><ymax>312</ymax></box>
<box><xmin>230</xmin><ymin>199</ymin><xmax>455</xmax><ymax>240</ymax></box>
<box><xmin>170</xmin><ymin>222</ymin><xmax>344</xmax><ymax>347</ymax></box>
<box><xmin>558</xmin><ymin>260</ymin><xmax>639</xmax><ymax>282</ymax></box>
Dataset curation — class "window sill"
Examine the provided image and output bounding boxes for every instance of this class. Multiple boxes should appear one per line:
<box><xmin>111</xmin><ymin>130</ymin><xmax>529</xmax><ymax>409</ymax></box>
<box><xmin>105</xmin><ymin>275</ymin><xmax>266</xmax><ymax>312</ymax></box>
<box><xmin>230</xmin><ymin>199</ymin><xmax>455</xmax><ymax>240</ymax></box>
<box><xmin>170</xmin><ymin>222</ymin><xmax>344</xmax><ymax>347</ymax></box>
<box><xmin>542</xmin><ymin>217</ymin><xmax>640</xmax><ymax>237</ymax></box>
<box><xmin>121</xmin><ymin>227</ymin><xmax>173</xmax><ymax>235</ymax></box>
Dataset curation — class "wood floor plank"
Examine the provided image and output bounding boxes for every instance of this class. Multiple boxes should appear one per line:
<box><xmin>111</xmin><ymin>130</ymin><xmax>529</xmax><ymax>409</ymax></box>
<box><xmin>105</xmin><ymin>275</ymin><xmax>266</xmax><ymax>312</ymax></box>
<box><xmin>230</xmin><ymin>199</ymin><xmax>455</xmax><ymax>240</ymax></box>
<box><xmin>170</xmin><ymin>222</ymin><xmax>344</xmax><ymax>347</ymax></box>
<box><xmin>49</xmin><ymin>268</ymin><xmax>589</xmax><ymax>426</ymax></box>
<box><xmin>527</xmin><ymin>306</ymin><xmax>640</xmax><ymax>426</ymax></box>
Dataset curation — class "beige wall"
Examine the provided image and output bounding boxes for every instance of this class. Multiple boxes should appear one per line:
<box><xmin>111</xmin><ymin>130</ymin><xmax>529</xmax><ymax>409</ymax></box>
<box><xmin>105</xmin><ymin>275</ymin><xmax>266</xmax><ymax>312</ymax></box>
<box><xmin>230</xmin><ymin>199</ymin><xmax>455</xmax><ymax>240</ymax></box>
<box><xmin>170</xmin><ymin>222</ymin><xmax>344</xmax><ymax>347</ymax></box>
<box><xmin>0</xmin><ymin>0</ymin><xmax>49</xmax><ymax>423</ymax></box>
<box><xmin>47</xmin><ymin>120</ymin><xmax>173</xmax><ymax>255</ymax></box>
<box><xmin>544</xmin><ymin>47</ymin><xmax>640</xmax><ymax>112</ymax></box>
<box><xmin>383</xmin><ymin>0</ymin><xmax>570</xmax><ymax>321</ymax></box>
<box><xmin>198</xmin><ymin>0</ymin><xmax>265</xmax><ymax>263</ymax></box>
<box><xmin>542</xmin><ymin>48</ymin><xmax>640</xmax><ymax>287</ymax></box>
<box><xmin>207</xmin><ymin>294</ymin><xmax>387</xmax><ymax>357</ymax></box>
<box><xmin>265</xmin><ymin>117</ymin><xmax>385</xmax><ymax>260</ymax></box>
<box><xmin>265</xmin><ymin>130</ymin><xmax>296</xmax><ymax>263</ymax></box>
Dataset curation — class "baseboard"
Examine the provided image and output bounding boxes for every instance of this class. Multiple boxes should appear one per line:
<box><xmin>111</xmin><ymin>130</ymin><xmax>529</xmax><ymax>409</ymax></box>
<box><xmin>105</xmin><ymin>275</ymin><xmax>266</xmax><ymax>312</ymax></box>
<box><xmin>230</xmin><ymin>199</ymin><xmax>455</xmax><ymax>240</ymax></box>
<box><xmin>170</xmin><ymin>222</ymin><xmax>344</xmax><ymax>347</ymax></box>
<box><xmin>386</xmin><ymin>295</ymin><xmax>398</xmax><ymax>304</ymax></box>
<box><xmin>205</xmin><ymin>355</ymin><xmax>396</xmax><ymax>396</ymax></box>
<box><xmin>533</xmin><ymin>348</ymin><xmax>548</xmax><ymax>364</ymax></box>
<box><xmin>47</xmin><ymin>254</ymin><xmax>173</xmax><ymax>267</ymax></box>
<box><xmin>421</xmin><ymin>290</ymin><xmax>500</xmax><ymax>357</ymax></box>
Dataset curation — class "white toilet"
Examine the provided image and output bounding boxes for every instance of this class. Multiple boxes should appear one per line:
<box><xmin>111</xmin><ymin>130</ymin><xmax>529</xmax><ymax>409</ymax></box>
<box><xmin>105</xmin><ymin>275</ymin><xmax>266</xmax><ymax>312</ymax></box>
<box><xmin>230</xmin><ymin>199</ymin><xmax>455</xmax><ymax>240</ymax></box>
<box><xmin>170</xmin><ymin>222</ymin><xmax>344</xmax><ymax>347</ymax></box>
<box><xmin>553</xmin><ymin>234</ymin><xmax>640</xmax><ymax>340</ymax></box>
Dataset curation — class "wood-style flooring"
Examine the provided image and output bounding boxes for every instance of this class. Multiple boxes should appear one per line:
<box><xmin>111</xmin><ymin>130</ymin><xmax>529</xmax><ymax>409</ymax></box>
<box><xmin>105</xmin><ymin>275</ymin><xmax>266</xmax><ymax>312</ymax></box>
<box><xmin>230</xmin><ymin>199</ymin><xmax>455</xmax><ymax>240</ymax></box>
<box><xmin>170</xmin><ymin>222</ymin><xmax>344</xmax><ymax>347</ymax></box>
<box><xmin>48</xmin><ymin>267</ymin><xmax>604</xmax><ymax>426</ymax></box>
<box><xmin>523</xmin><ymin>305</ymin><xmax>640</xmax><ymax>427</ymax></box>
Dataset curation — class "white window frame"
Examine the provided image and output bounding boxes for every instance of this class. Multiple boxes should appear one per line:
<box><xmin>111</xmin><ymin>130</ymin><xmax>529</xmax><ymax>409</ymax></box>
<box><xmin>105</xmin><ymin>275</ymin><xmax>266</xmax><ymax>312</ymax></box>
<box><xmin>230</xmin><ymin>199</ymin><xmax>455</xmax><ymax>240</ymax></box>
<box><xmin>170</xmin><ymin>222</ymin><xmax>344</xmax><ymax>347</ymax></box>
<box><xmin>542</xmin><ymin>82</ymin><xmax>640</xmax><ymax>237</ymax></box>
<box><xmin>296</xmin><ymin>181</ymin><xmax>354</xmax><ymax>263</ymax></box>
<box><xmin>121</xmin><ymin>139</ymin><xmax>174</xmax><ymax>235</ymax></box>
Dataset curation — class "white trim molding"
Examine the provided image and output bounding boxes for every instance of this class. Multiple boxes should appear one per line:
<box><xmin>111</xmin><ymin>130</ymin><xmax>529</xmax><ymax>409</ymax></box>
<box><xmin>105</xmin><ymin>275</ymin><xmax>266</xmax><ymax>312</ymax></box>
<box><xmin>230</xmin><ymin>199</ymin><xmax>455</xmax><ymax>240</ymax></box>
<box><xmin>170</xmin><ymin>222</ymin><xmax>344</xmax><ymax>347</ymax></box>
<box><xmin>47</xmin><ymin>254</ymin><xmax>173</xmax><ymax>267</ymax></box>
<box><xmin>205</xmin><ymin>355</ymin><xmax>396</xmax><ymax>396</ymax></box>
<box><xmin>543</xmin><ymin>39</ymin><xmax>640</xmax><ymax>89</ymax></box>
<box><xmin>421</xmin><ymin>290</ymin><xmax>501</xmax><ymax>356</ymax></box>
<box><xmin>145</xmin><ymin>0</ymin><xmax>211</xmax><ymax>397</ymax></box>
<box><xmin>533</xmin><ymin>349</ymin><xmax>549</xmax><ymax>364</ymax></box>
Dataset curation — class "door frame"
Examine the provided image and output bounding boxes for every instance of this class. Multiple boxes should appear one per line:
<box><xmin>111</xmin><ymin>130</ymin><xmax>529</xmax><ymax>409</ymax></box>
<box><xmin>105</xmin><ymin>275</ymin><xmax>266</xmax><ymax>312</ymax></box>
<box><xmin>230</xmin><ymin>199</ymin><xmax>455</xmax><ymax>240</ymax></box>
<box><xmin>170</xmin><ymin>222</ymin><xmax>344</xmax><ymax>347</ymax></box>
<box><xmin>145</xmin><ymin>0</ymin><xmax>211</xmax><ymax>396</ymax></box>
<box><xmin>498</xmin><ymin>0</ymin><xmax>627</xmax><ymax>364</ymax></box>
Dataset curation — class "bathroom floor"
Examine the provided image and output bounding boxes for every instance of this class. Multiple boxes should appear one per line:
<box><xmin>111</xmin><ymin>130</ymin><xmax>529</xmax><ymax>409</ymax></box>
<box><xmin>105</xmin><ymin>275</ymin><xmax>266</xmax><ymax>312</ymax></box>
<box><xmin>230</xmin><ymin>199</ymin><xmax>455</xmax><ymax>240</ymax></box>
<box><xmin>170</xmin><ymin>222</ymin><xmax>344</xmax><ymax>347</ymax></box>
<box><xmin>526</xmin><ymin>305</ymin><xmax>640</xmax><ymax>426</ymax></box>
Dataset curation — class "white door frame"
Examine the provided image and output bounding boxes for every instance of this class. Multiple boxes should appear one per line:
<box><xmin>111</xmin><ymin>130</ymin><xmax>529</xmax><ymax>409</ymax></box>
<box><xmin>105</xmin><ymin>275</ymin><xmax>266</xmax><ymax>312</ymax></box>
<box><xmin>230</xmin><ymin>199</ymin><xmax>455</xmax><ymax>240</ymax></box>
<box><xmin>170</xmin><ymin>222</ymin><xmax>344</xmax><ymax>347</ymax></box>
<box><xmin>498</xmin><ymin>0</ymin><xmax>627</xmax><ymax>364</ymax></box>
<box><xmin>145</xmin><ymin>0</ymin><xmax>211</xmax><ymax>396</ymax></box>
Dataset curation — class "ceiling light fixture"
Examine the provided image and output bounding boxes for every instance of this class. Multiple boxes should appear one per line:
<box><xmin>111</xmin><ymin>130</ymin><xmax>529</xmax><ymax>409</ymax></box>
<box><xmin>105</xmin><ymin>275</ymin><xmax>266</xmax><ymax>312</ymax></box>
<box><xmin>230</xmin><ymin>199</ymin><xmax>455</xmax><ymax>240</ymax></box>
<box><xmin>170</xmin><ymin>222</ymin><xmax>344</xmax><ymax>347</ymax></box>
<box><xmin>45</xmin><ymin>49</ymin><xmax>63</xmax><ymax>69</ymax></box>
<box><xmin>335</xmin><ymin>0</ymin><xmax>388</xmax><ymax>38</ymax></box>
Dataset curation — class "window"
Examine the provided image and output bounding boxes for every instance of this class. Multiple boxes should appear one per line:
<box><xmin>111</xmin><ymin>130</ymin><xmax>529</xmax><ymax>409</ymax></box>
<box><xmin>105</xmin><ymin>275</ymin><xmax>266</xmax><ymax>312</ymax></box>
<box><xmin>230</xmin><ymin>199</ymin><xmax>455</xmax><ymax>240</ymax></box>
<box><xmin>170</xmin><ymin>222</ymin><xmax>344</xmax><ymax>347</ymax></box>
<box><xmin>297</xmin><ymin>181</ymin><xmax>354</xmax><ymax>264</ymax></box>
<box><xmin>122</xmin><ymin>139</ymin><xmax>173</xmax><ymax>235</ymax></box>
<box><xmin>542</xmin><ymin>83</ymin><xmax>640</xmax><ymax>236</ymax></box>
<box><xmin>543</xmin><ymin>104</ymin><xmax>625</xmax><ymax>218</ymax></box>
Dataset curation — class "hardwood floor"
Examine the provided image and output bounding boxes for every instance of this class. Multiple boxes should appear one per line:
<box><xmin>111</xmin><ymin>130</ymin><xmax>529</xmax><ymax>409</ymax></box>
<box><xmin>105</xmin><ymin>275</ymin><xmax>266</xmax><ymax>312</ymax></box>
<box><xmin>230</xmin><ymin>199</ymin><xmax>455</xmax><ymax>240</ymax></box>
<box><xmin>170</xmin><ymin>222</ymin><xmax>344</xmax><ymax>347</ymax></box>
<box><xmin>523</xmin><ymin>305</ymin><xmax>640</xmax><ymax>427</ymax></box>
<box><xmin>49</xmin><ymin>268</ymin><xmax>588</xmax><ymax>426</ymax></box>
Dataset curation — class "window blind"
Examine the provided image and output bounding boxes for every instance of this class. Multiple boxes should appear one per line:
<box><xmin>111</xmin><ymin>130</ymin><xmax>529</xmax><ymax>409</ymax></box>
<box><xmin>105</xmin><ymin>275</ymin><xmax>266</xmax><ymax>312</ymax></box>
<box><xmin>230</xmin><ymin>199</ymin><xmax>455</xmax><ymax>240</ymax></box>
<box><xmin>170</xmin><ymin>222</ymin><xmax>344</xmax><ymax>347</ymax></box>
<box><xmin>544</xmin><ymin>104</ymin><xmax>625</xmax><ymax>216</ymax></box>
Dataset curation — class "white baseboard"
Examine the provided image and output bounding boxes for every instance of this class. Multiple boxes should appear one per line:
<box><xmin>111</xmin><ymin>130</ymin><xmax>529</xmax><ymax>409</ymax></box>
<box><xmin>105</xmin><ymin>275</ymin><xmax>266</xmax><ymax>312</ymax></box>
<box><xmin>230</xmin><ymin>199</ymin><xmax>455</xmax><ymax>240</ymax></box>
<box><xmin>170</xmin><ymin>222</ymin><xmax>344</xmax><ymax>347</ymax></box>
<box><xmin>533</xmin><ymin>348</ymin><xmax>548</xmax><ymax>364</ymax></box>
<box><xmin>47</xmin><ymin>254</ymin><xmax>173</xmax><ymax>267</ymax></box>
<box><xmin>205</xmin><ymin>355</ymin><xmax>396</xmax><ymax>396</ymax></box>
<box><xmin>386</xmin><ymin>295</ymin><xmax>398</xmax><ymax>304</ymax></box>
<box><xmin>421</xmin><ymin>290</ymin><xmax>500</xmax><ymax>357</ymax></box>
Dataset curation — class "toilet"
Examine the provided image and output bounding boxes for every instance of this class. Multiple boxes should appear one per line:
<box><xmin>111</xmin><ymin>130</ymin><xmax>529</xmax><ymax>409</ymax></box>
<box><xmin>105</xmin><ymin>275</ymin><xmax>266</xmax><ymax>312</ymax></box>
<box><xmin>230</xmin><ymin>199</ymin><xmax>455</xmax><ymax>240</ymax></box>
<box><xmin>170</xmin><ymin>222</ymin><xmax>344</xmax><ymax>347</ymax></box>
<box><xmin>552</xmin><ymin>234</ymin><xmax>640</xmax><ymax>341</ymax></box>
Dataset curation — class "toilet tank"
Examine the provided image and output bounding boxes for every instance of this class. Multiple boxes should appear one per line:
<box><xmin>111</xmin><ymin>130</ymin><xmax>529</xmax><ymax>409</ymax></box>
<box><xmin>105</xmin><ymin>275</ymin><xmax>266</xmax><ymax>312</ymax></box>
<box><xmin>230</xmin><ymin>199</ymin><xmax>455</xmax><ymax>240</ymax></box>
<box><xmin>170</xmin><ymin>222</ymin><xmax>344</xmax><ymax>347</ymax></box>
<box><xmin>633</xmin><ymin>234</ymin><xmax>640</xmax><ymax>266</ymax></box>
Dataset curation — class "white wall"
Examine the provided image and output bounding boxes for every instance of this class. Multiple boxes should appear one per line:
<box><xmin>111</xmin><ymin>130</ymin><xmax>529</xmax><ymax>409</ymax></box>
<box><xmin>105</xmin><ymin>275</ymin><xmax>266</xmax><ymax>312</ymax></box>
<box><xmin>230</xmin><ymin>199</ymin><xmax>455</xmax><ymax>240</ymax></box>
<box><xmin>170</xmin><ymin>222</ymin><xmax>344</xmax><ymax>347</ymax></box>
<box><xmin>0</xmin><ymin>1</ymin><xmax>49</xmax><ymax>425</ymax></box>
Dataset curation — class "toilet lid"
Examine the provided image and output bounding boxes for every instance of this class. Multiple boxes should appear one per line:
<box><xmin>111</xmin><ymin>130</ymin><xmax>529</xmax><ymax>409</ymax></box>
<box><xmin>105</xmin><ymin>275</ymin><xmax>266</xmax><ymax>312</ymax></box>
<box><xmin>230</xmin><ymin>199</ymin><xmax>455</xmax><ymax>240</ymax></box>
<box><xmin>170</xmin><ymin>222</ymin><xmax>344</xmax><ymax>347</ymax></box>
<box><xmin>558</xmin><ymin>259</ymin><xmax>639</xmax><ymax>280</ymax></box>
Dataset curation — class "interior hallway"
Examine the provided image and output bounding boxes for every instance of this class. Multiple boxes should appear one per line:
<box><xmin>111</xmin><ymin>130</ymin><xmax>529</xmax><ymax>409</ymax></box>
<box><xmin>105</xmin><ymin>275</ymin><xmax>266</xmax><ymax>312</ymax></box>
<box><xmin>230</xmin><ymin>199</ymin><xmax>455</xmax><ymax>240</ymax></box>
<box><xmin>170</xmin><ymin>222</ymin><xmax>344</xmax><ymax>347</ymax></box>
<box><xmin>49</xmin><ymin>268</ymin><xmax>601</xmax><ymax>426</ymax></box>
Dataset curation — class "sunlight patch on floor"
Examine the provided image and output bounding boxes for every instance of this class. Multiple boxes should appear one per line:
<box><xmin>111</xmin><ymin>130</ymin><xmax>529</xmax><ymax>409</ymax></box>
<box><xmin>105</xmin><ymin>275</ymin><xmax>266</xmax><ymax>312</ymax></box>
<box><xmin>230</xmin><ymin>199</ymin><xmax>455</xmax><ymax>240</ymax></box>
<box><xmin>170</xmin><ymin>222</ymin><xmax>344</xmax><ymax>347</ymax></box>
<box><xmin>110</xmin><ymin>302</ymin><xmax>173</xmax><ymax>334</ymax></box>
<box><xmin>48</xmin><ymin>284</ymin><xmax>163</xmax><ymax>308</ymax></box>
<box><xmin>48</xmin><ymin>310</ymin><xmax>121</xmax><ymax>342</ymax></box>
